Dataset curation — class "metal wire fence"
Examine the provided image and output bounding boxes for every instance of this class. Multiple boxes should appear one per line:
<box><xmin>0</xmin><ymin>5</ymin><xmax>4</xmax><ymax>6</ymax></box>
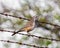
<box><xmin>0</xmin><ymin>13</ymin><xmax>60</xmax><ymax>48</ymax></box>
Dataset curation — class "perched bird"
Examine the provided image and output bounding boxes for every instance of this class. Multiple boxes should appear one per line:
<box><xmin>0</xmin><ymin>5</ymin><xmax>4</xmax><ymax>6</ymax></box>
<box><xmin>12</xmin><ymin>16</ymin><xmax>37</xmax><ymax>36</ymax></box>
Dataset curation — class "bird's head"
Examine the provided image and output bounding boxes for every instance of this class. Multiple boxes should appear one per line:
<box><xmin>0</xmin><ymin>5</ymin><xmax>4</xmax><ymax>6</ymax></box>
<box><xmin>32</xmin><ymin>16</ymin><xmax>38</xmax><ymax>21</ymax></box>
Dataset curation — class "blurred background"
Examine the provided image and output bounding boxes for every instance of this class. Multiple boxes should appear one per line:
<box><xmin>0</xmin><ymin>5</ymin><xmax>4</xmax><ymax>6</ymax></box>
<box><xmin>0</xmin><ymin>0</ymin><xmax>60</xmax><ymax>48</ymax></box>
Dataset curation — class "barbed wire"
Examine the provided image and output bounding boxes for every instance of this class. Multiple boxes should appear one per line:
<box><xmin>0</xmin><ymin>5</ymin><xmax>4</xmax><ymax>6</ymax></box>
<box><xmin>0</xmin><ymin>40</ymin><xmax>48</xmax><ymax>48</ymax></box>
<box><xmin>0</xmin><ymin>13</ymin><xmax>30</xmax><ymax>21</ymax></box>
<box><xmin>0</xmin><ymin>13</ymin><xmax>60</xmax><ymax>28</ymax></box>
<box><xmin>40</xmin><ymin>22</ymin><xmax>60</xmax><ymax>28</ymax></box>
<box><xmin>0</xmin><ymin>13</ymin><xmax>60</xmax><ymax>41</ymax></box>
<box><xmin>0</xmin><ymin>29</ymin><xmax>60</xmax><ymax>41</ymax></box>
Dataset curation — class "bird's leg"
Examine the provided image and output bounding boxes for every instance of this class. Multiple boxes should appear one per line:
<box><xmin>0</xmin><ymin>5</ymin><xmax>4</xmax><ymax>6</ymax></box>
<box><xmin>27</xmin><ymin>30</ymin><xmax>32</xmax><ymax>36</ymax></box>
<box><xmin>27</xmin><ymin>32</ymin><xmax>30</xmax><ymax>35</ymax></box>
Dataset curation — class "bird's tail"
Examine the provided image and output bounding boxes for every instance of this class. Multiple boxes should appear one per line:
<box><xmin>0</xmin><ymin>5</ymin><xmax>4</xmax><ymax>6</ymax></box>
<box><xmin>12</xmin><ymin>30</ymin><xmax>22</xmax><ymax>36</ymax></box>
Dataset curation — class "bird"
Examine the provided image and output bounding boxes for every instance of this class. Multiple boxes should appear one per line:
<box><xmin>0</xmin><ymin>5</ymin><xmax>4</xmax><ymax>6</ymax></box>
<box><xmin>12</xmin><ymin>16</ymin><xmax>37</xmax><ymax>36</ymax></box>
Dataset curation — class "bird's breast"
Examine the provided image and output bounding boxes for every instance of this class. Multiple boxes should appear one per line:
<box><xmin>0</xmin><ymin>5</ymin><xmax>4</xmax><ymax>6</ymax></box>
<box><xmin>23</xmin><ymin>27</ymin><xmax>33</xmax><ymax>32</ymax></box>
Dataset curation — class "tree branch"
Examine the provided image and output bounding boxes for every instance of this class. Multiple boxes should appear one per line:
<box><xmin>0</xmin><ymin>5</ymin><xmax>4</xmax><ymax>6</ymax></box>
<box><xmin>0</xmin><ymin>29</ymin><xmax>60</xmax><ymax>41</ymax></box>
<box><xmin>0</xmin><ymin>40</ymin><xmax>46</xmax><ymax>48</ymax></box>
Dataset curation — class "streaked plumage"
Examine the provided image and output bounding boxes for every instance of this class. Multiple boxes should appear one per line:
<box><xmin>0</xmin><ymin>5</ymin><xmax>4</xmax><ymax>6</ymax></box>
<box><xmin>12</xmin><ymin>16</ymin><xmax>36</xmax><ymax>36</ymax></box>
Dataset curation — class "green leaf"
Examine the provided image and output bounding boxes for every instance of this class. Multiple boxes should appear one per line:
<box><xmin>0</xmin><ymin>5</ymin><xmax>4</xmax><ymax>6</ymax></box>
<box><xmin>43</xmin><ymin>5</ymin><xmax>53</xmax><ymax>13</ymax></box>
<box><xmin>45</xmin><ymin>40</ymin><xmax>52</xmax><ymax>46</ymax></box>
<box><xmin>16</xmin><ymin>19</ymin><xmax>24</xmax><ymax>25</ymax></box>
<box><xmin>39</xmin><ymin>17</ymin><xmax>47</xmax><ymax>22</ymax></box>
<box><xmin>21</xmin><ymin>36</ymin><xmax>29</xmax><ymax>41</ymax></box>
<box><xmin>54</xmin><ymin>14</ymin><xmax>60</xmax><ymax>21</ymax></box>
